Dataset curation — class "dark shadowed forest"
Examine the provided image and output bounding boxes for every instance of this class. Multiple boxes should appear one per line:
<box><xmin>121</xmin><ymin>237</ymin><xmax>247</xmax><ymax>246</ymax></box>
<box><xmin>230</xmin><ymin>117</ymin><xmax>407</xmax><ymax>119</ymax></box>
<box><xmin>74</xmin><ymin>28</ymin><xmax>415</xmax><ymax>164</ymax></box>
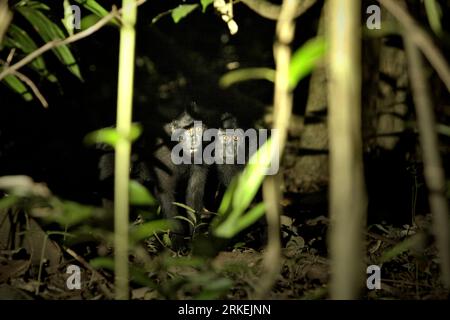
<box><xmin>0</xmin><ymin>0</ymin><xmax>450</xmax><ymax>303</ymax></box>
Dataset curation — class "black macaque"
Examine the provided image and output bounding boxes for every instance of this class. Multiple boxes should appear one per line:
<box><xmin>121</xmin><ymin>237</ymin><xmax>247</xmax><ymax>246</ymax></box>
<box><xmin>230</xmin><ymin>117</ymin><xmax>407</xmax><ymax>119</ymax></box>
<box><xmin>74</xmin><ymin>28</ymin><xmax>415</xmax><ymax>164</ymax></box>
<box><xmin>202</xmin><ymin>112</ymin><xmax>246</xmax><ymax>214</ymax></box>
<box><xmin>96</xmin><ymin>111</ymin><xmax>209</xmax><ymax>248</ymax></box>
<box><xmin>150</xmin><ymin>111</ymin><xmax>209</xmax><ymax>244</ymax></box>
<box><xmin>216</xmin><ymin>113</ymin><xmax>245</xmax><ymax>189</ymax></box>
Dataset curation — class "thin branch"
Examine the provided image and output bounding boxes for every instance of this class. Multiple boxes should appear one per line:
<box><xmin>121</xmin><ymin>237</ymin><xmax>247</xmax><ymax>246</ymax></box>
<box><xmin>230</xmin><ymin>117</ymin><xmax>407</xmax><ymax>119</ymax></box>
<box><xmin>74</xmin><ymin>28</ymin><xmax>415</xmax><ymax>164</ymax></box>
<box><xmin>0</xmin><ymin>0</ymin><xmax>147</xmax><ymax>82</ymax></box>
<box><xmin>377</xmin><ymin>0</ymin><xmax>450</xmax><ymax>92</ymax></box>
<box><xmin>0</xmin><ymin>11</ymin><xmax>116</xmax><ymax>81</ymax></box>
<box><xmin>404</xmin><ymin>33</ymin><xmax>450</xmax><ymax>288</ymax></box>
<box><xmin>257</xmin><ymin>0</ymin><xmax>299</xmax><ymax>299</ymax></box>
<box><xmin>13</xmin><ymin>70</ymin><xmax>48</xmax><ymax>108</ymax></box>
<box><xmin>6</xmin><ymin>48</ymin><xmax>15</xmax><ymax>65</ymax></box>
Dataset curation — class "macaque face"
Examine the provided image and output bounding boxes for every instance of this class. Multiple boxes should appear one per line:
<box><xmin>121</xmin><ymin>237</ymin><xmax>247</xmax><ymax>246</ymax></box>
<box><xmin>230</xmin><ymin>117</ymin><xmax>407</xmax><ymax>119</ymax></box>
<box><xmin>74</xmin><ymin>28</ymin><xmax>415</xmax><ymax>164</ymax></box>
<box><xmin>218</xmin><ymin>129</ymin><xmax>241</xmax><ymax>162</ymax></box>
<box><xmin>178</xmin><ymin>124</ymin><xmax>205</xmax><ymax>155</ymax></box>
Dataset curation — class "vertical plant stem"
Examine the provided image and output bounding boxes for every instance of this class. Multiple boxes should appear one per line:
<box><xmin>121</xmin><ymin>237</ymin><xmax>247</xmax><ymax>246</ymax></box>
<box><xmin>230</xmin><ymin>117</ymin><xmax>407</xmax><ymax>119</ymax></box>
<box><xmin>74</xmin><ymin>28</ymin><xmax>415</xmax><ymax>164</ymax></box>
<box><xmin>404</xmin><ymin>35</ymin><xmax>450</xmax><ymax>288</ymax></box>
<box><xmin>327</xmin><ymin>0</ymin><xmax>366</xmax><ymax>299</ymax></box>
<box><xmin>114</xmin><ymin>0</ymin><xmax>137</xmax><ymax>300</ymax></box>
<box><xmin>258</xmin><ymin>0</ymin><xmax>298</xmax><ymax>299</ymax></box>
<box><xmin>0</xmin><ymin>0</ymin><xmax>13</xmax><ymax>44</ymax></box>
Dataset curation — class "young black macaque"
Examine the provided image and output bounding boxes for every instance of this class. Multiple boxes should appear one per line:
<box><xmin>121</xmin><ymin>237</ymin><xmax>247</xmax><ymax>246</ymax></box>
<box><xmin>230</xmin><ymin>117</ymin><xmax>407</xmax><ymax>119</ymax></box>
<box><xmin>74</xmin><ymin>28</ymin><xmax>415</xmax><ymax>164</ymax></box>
<box><xmin>216</xmin><ymin>113</ymin><xmax>245</xmax><ymax>189</ymax></box>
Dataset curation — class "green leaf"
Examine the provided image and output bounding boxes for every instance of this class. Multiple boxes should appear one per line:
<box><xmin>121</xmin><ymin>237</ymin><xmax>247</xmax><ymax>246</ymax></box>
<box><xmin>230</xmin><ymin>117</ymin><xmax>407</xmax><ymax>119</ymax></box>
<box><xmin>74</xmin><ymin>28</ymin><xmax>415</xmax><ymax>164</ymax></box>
<box><xmin>84</xmin><ymin>127</ymin><xmax>119</xmax><ymax>146</ymax></box>
<box><xmin>2</xmin><ymin>74</ymin><xmax>33</xmax><ymax>101</ymax></box>
<box><xmin>289</xmin><ymin>37</ymin><xmax>327</xmax><ymax>89</ymax></box>
<box><xmin>63</xmin><ymin>0</ymin><xmax>75</xmax><ymax>36</ymax></box>
<box><xmin>213</xmin><ymin>138</ymin><xmax>275</xmax><ymax>238</ymax></box>
<box><xmin>14</xmin><ymin>1</ymin><xmax>50</xmax><ymax>11</ymax></box>
<box><xmin>174</xmin><ymin>215</ymin><xmax>196</xmax><ymax>228</ymax></box>
<box><xmin>16</xmin><ymin>6</ymin><xmax>82</xmax><ymax>80</ymax></box>
<box><xmin>171</xmin><ymin>4</ymin><xmax>199</xmax><ymax>23</ymax></box>
<box><xmin>5</xmin><ymin>25</ymin><xmax>57</xmax><ymax>83</ymax></box>
<box><xmin>129</xmin><ymin>219</ymin><xmax>173</xmax><ymax>242</ymax></box>
<box><xmin>80</xmin><ymin>14</ymin><xmax>101</xmax><ymax>30</ymax></box>
<box><xmin>129</xmin><ymin>180</ymin><xmax>156</xmax><ymax>206</ymax></box>
<box><xmin>173</xmin><ymin>202</ymin><xmax>196</xmax><ymax>214</ymax></box>
<box><xmin>424</xmin><ymin>0</ymin><xmax>442</xmax><ymax>36</ymax></box>
<box><xmin>200</xmin><ymin>0</ymin><xmax>214</xmax><ymax>12</ymax></box>
<box><xmin>215</xmin><ymin>203</ymin><xmax>266</xmax><ymax>239</ymax></box>
<box><xmin>379</xmin><ymin>233</ymin><xmax>425</xmax><ymax>264</ymax></box>
<box><xmin>44</xmin><ymin>200</ymin><xmax>94</xmax><ymax>227</ymax></box>
<box><xmin>84</xmin><ymin>124</ymin><xmax>143</xmax><ymax>147</ymax></box>
<box><xmin>0</xmin><ymin>195</ymin><xmax>19</xmax><ymax>210</ymax></box>
<box><xmin>232</xmin><ymin>139</ymin><xmax>274</xmax><ymax>213</ymax></box>
<box><xmin>6</xmin><ymin>25</ymin><xmax>44</xmax><ymax>65</ymax></box>
<box><xmin>235</xmin><ymin>202</ymin><xmax>265</xmax><ymax>232</ymax></box>
<box><xmin>215</xmin><ymin>174</ymin><xmax>238</xmax><ymax>222</ymax></box>
<box><xmin>437</xmin><ymin>124</ymin><xmax>450</xmax><ymax>137</ymax></box>
<box><xmin>219</xmin><ymin>68</ymin><xmax>275</xmax><ymax>88</ymax></box>
<box><xmin>90</xmin><ymin>257</ymin><xmax>114</xmax><ymax>270</ymax></box>
<box><xmin>74</xmin><ymin>0</ymin><xmax>120</xmax><ymax>26</ymax></box>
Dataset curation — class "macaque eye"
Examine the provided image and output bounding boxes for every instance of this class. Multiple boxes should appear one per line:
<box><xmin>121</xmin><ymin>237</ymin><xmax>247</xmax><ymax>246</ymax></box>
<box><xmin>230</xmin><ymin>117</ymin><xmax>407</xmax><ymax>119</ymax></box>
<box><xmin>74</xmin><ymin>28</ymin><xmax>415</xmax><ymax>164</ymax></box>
<box><xmin>196</xmin><ymin>127</ymin><xmax>202</xmax><ymax>132</ymax></box>
<box><xmin>233</xmin><ymin>135</ymin><xmax>239</xmax><ymax>141</ymax></box>
<box><xmin>178</xmin><ymin>135</ymin><xmax>184</xmax><ymax>142</ymax></box>
<box><xmin>223</xmin><ymin>135</ymin><xmax>229</xmax><ymax>142</ymax></box>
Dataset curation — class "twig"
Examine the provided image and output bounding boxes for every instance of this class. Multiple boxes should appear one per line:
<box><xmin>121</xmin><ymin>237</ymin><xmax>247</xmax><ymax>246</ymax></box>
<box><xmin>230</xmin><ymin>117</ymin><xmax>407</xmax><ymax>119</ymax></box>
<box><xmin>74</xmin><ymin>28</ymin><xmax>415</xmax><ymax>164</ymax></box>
<box><xmin>2</xmin><ymin>47</ymin><xmax>47</xmax><ymax>108</ymax></box>
<box><xmin>13</xmin><ymin>70</ymin><xmax>48</xmax><ymax>108</ymax></box>
<box><xmin>404</xmin><ymin>32</ymin><xmax>450</xmax><ymax>287</ymax></box>
<box><xmin>0</xmin><ymin>11</ymin><xmax>116</xmax><ymax>81</ymax></box>
<box><xmin>6</xmin><ymin>48</ymin><xmax>15</xmax><ymax>65</ymax></box>
<box><xmin>0</xmin><ymin>0</ymin><xmax>147</xmax><ymax>82</ymax></box>
<box><xmin>377</xmin><ymin>0</ymin><xmax>450</xmax><ymax>92</ymax></box>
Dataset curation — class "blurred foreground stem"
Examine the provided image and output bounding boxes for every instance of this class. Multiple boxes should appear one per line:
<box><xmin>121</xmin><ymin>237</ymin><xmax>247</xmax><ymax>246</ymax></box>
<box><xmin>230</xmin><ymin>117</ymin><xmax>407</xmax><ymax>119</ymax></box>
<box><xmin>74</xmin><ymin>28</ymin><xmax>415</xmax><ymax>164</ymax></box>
<box><xmin>404</xmin><ymin>34</ymin><xmax>450</xmax><ymax>288</ymax></box>
<box><xmin>114</xmin><ymin>0</ymin><xmax>137</xmax><ymax>300</ymax></box>
<box><xmin>327</xmin><ymin>0</ymin><xmax>366</xmax><ymax>299</ymax></box>
<box><xmin>258</xmin><ymin>0</ymin><xmax>299</xmax><ymax>299</ymax></box>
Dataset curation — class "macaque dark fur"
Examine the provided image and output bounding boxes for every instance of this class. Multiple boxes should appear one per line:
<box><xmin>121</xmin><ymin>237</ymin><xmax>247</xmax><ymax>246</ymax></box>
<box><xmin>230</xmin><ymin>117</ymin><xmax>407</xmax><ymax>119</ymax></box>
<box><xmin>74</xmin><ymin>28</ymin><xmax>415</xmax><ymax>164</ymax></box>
<box><xmin>216</xmin><ymin>112</ymin><xmax>245</xmax><ymax>189</ymax></box>
<box><xmin>150</xmin><ymin>111</ymin><xmax>208</xmax><ymax>238</ymax></box>
<box><xmin>97</xmin><ymin>110</ymin><xmax>248</xmax><ymax>246</ymax></box>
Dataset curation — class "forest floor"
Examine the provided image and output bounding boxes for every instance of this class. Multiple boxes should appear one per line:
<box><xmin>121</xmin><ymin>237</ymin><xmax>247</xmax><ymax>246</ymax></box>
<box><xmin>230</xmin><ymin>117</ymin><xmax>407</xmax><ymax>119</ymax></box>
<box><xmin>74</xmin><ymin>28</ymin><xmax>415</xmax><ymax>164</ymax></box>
<box><xmin>0</xmin><ymin>200</ymin><xmax>448</xmax><ymax>299</ymax></box>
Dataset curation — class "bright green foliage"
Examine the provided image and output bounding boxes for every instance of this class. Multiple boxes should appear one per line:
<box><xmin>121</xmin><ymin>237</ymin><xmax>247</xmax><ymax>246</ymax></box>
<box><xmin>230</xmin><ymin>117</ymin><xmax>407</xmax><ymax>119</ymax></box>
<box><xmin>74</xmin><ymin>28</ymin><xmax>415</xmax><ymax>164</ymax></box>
<box><xmin>16</xmin><ymin>5</ymin><xmax>82</xmax><ymax>80</ymax></box>
<box><xmin>1</xmin><ymin>0</ymin><xmax>115</xmax><ymax>102</ymax></box>
<box><xmin>213</xmin><ymin>139</ymin><xmax>275</xmax><ymax>238</ymax></box>
<box><xmin>424</xmin><ymin>0</ymin><xmax>443</xmax><ymax>36</ymax></box>
<box><xmin>2</xmin><ymin>74</ymin><xmax>33</xmax><ymax>101</ymax></box>
<box><xmin>219</xmin><ymin>68</ymin><xmax>275</xmax><ymax>88</ymax></box>
<box><xmin>3</xmin><ymin>24</ymin><xmax>57</xmax><ymax>82</ymax></box>
<box><xmin>129</xmin><ymin>220</ymin><xmax>173</xmax><ymax>242</ymax></box>
<box><xmin>289</xmin><ymin>37</ymin><xmax>326</xmax><ymax>89</ymax></box>
<box><xmin>171</xmin><ymin>4</ymin><xmax>199</xmax><ymax>23</ymax></box>
<box><xmin>84</xmin><ymin>124</ymin><xmax>143</xmax><ymax>147</ymax></box>
<box><xmin>129</xmin><ymin>180</ymin><xmax>157</xmax><ymax>206</ymax></box>
<box><xmin>201</xmin><ymin>0</ymin><xmax>214</xmax><ymax>12</ymax></box>
<box><xmin>63</xmin><ymin>0</ymin><xmax>75</xmax><ymax>36</ymax></box>
<box><xmin>73</xmin><ymin>0</ymin><xmax>120</xmax><ymax>26</ymax></box>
